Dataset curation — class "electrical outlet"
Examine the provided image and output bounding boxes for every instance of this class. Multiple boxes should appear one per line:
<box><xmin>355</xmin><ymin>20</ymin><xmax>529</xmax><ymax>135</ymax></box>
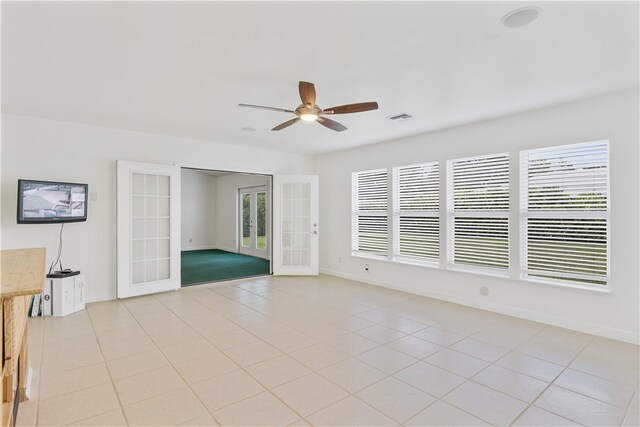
<box><xmin>480</xmin><ymin>286</ymin><xmax>489</xmax><ymax>296</ymax></box>
<box><xmin>189</xmin><ymin>238</ymin><xmax>193</xmax><ymax>243</ymax></box>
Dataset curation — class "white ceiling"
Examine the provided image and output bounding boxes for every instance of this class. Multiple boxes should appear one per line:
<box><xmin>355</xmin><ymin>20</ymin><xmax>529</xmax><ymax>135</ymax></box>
<box><xmin>2</xmin><ymin>2</ymin><xmax>638</xmax><ymax>155</ymax></box>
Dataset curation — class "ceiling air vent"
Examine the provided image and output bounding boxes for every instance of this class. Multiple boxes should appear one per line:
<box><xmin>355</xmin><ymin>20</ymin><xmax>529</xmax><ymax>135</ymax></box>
<box><xmin>388</xmin><ymin>113</ymin><xmax>414</xmax><ymax>121</ymax></box>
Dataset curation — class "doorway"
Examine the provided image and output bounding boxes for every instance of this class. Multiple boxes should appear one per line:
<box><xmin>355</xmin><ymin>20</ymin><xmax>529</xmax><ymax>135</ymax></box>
<box><xmin>116</xmin><ymin>160</ymin><xmax>319</xmax><ymax>299</ymax></box>
<box><xmin>179</xmin><ymin>169</ymin><xmax>271</xmax><ymax>287</ymax></box>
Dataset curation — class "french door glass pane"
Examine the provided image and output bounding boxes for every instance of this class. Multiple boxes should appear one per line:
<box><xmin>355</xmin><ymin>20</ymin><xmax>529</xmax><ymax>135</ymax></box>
<box><xmin>131</xmin><ymin>172</ymin><xmax>171</xmax><ymax>284</ymax></box>
<box><xmin>281</xmin><ymin>182</ymin><xmax>311</xmax><ymax>267</ymax></box>
<box><xmin>241</xmin><ymin>193</ymin><xmax>251</xmax><ymax>248</ymax></box>
<box><xmin>256</xmin><ymin>192</ymin><xmax>266</xmax><ymax>250</ymax></box>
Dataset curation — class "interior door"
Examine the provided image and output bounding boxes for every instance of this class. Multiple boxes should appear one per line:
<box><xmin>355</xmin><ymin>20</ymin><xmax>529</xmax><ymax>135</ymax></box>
<box><xmin>238</xmin><ymin>186</ymin><xmax>268</xmax><ymax>259</ymax></box>
<box><xmin>117</xmin><ymin>161</ymin><xmax>181</xmax><ymax>298</ymax></box>
<box><xmin>273</xmin><ymin>175</ymin><xmax>319</xmax><ymax>275</ymax></box>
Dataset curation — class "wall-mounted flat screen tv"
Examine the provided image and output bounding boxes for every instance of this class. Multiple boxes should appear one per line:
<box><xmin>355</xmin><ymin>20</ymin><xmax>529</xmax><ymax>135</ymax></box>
<box><xmin>17</xmin><ymin>179</ymin><xmax>88</xmax><ymax>224</ymax></box>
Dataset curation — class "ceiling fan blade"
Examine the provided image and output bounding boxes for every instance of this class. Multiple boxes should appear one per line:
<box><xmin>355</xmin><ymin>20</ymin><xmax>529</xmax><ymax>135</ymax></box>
<box><xmin>299</xmin><ymin>81</ymin><xmax>316</xmax><ymax>107</ymax></box>
<box><xmin>323</xmin><ymin>102</ymin><xmax>379</xmax><ymax>115</ymax></box>
<box><xmin>317</xmin><ymin>117</ymin><xmax>347</xmax><ymax>132</ymax></box>
<box><xmin>272</xmin><ymin>117</ymin><xmax>300</xmax><ymax>131</ymax></box>
<box><xmin>239</xmin><ymin>103</ymin><xmax>295</xmax><ymax>113</ymax></box>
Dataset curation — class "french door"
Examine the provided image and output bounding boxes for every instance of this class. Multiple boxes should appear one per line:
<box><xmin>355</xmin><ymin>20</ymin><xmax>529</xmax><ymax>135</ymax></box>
<box><xmin>238</xmin><ymin>186</ymin><xmax>269</xmax><ymax>259</ymax></box>
<box><xmin>272</xmin><ymin>175</ymin><xmax>319</xmax><ymax>275</ymax></box>
<box><xmin>116</xmin><ymin>166</ymin><xmax>319</xmax><ymax>299</ymax></box>
<box><xmin>116</xmin><ymin>161</ymin><xmax>181</xmax><ymax>298</ymax></box>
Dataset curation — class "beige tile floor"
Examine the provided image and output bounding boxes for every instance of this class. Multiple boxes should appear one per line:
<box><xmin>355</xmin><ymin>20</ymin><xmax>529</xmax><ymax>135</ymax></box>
<box><xmin>17</xmin><ymin>275</ymin><xmax>640</xmax><ymax>426</ymax></box>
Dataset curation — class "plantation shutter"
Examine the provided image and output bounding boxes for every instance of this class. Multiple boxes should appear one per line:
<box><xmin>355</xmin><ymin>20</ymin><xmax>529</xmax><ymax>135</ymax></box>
<box><xmin>352</xmin><ymin>169</ymin><xmax>388</xmax><ymax>256</ymax></box>
<box><xmin>447</xmin><ymin>153</ymin><xmax>510</xmax><ymax>270</ymax></box>
<box><xmin>393</xmin><ymin>162</ymin><xmax>439</xmax><ymax>262</ymax></box>
<box><xmin>520</xmin><ymin>141</ymin><xmax>609</xmax><ymax>286</ymax></box>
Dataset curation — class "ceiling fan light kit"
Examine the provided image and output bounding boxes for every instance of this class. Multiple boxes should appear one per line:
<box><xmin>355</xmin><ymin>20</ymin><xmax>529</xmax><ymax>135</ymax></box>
<box><xmin>239</xmin><ymin>81</ymin><xmax>379</xmax><ymax>132</ymax></box>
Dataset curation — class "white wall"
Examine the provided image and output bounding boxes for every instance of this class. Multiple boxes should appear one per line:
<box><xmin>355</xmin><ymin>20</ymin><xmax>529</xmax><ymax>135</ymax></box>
<box><xmin>180</xmin><ymin>169</ymin><xmax>217</xmax><ymax>251</ymax></box>
<box><xmin>1</xmin><ymin>114</ymin><xmax>313</xmax><ymax>302</ymax></box>
<box><xmin>314</xmin><ymin>89</ymin><xmax>640</xmax><ymax>343</ymax></box>
<box><xmin>214</xmin><ymin>174</ymin><xmax>270</xmax><ymax>254</ymax></box>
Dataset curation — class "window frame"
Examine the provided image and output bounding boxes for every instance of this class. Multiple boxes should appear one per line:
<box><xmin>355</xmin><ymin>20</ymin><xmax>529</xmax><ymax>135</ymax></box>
<box><xmin>446</xmin><ymin>152</ymin><xmax>511</xmax><ymax>276</ymax></box>
<box><xmin>519</xmin><ymin>140</ymin><xmax>611</xmax><ymax>291</ymax></box>
<box><xmin>391</xmin><ymin>162</ymin><xmax>440</xmax><ymax>267</ymax></box>
<box><xmin>351</xmin><ymin>168</ymin><xmax>389</xmax><ymax>259</ymax></box>
<box><xmin>349</xmin><ymin>140</ymin><xmax>612</xmax><ymax>294</ymax></box>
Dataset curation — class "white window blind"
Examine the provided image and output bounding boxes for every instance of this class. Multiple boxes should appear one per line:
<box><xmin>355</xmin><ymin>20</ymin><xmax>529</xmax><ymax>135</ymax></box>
<box><xmin>520</xmin><ymin>141</ymin><xmax>609</xmax><ymax>286</ymax></box>
<box><xmin>447</xmin><ymin>153</ymin><xmax>510</xmax><ymax>270</ymax></box>
<box><xmin>352</xmin><ymin>169</ymin><xmax>388</xmax><ymax>256</ymax></box>
<box><xmin>393</xmin><ymin>162</ymin><xmax>439</xmax><ymax>263</ymax></box>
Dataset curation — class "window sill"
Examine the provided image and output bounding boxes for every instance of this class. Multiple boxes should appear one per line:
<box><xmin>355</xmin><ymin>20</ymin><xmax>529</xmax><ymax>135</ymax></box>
<box><xmin>351</xmin><ymin>253</ymin><xmax>439</xmax><ymax>269</ymax></box>
<box><xmin>351</xmin><ymin>252</ymin><xmax>388</xmax><ymax>262</ymax></box>
<box><xmin>446</xmin><ymin>263</ymin><xmax>510</xmax><ymax>279</ymax></box>
<box><xmin>393</xmin><ymin>257</ymin><xmax>439</xmax><ymax>269</ymax></box>
<box><xmin>522</xmin><ymin>276</ymin><xmax>611</xmax><ymax>293</ymax></box>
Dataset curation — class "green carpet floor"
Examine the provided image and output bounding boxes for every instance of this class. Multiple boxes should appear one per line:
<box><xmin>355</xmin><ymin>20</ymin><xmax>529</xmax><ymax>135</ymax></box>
<box><xmin>181</xmin><ymin>249</ymin><xmax>270</xmax><ymax>287</ymax></box>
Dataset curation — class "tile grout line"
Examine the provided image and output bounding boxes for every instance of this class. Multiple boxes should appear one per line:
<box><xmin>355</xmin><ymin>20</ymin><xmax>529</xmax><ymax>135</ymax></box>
<box><xmin>91</xmin><ymin>297</ymin><xmax>204</xmax><ymax>423</ymax></box>
<box><xmin>222</xmin><ymin>280</ymin><xmax>456</xmax><ymax>426</ymax></box>
<box><xmin>173</xmin><ymin>281</ymin><xmax>403</xmax><ymax>425</ymax></box>
<box><xmin>32</xmin><ymin>317</ymin><xmax>46</xmax><ymax>427</ymax></box>
<box><xmin>145</xmin><ymin>291</ymin><xmax>227</xmax><ymax>426</ymax></box>
<box><xmin>455</xmin><ymin>324</ymin><xmax>591</xmax><ymax>426</ymax></box>
<box><xmin>508</xmin><ymin>332</ymin><xmax>598</xmax><ymax>426</ymax></box>
<box><xmin>155</xmin><ymin>286</ymin><xmax>299</xmax><ymax>426</ymax></box>
<box><xmin>32</xmin><ymin>276</ymin><xmax>639</xmax><ymax>427</ymax></box>
<box><xmin>87</xmin><ymin>302</ymin><xmax>139</xmax><ymax>427</ymax></box>
<box><xmin>172</xmin><ymin>284</ymin><xmax>345</xmax><ymax>425</ymax></box>
<box><xmin>389</xmin><ymin>332</ymin><xmax>543</xmax><ymax>425</ymax></box>
<box><xmin>204</xmin><ymin>278</ymin><xmax>640</xmax><ymax>426</ymax></box>
<box><xmin>421</xmin><ymin>321</ymin><xmax>637</xmax><ymax>410</ymax></box>
<box><xmin>39</xmin><ymin>314</ymin><xmax>130</xmax><ymax>425</ymax></box>
<box><xmin>151</xmin><ymin>289</ymin><xmax>269</xmax><ymax>425</ymax></box>
<box><xmin>354</xmin><ymin>320</ymin><xmax>586</xmax><ymax>425</ymax></box>
<box><xmin>175</xmin><ymin>277</ymin><xmax>637</xmax><ymax>426</ymax></box>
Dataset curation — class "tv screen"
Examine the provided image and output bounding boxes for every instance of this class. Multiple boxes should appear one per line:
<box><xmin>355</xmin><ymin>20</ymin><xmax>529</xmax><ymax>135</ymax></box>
<box><xmin>17</xmin><ymin>180</ymin><xmax>88</xmax><ymax>224</ymax></box>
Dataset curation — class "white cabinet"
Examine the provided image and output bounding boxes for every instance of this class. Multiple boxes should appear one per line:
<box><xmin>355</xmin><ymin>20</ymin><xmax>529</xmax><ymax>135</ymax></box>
<box><xmin>44</xmin><ymin>274</ymin><xmax>86</xmax><ymax>316</ymax></box>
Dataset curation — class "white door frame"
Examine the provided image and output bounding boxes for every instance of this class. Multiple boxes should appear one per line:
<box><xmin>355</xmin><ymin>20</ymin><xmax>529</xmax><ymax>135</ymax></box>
<box><xmin>177</xmin><ymin>163</ymin><xmax>274</xmax><ymax>270</ymax></box>
<box><xmin>176</xmin><ymin>162</ymin><xmax>275</xmax><ymax>176</ymax></box>
<box><xmin>117</xmin><ymin>163</ymin><xmax>317</xmax><ymax>291</ymax></box>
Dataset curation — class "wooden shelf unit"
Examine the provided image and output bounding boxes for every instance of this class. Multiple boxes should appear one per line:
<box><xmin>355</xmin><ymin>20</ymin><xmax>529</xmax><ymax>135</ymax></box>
<box><xmin>1</xmin><ymin>248</ymin><xmax>46</xmax><ymax>427</ymax></box>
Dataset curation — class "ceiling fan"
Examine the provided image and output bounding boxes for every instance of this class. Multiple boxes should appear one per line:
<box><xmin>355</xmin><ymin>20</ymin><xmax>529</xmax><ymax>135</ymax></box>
<box><xmin>239</xmin><ymin>81</ymin><xmax>378</xmax><ymax>132</ymax></box>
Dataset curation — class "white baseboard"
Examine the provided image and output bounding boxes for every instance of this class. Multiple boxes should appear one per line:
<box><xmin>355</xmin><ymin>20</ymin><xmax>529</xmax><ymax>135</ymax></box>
<box><xmin>181</xmin><ymin>245</ymin><xmax>217</xmax><ymax>251</ymax></box>
<box><xmin>181</xmin><ymin>245</ymin><xmax>243</xmax><ymax>253</ymax></box>
<box><xmin>320</xmin><ymin>268</ymin><xmax>639</xmax><ymax>345</ymax></box>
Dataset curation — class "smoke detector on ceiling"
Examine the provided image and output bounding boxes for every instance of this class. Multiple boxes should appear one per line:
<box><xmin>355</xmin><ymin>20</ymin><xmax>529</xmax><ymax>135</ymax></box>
<box><xmin>388</xmin><ymin>113</ymin><xmax>414</xmax><ymax>121</ymax></box>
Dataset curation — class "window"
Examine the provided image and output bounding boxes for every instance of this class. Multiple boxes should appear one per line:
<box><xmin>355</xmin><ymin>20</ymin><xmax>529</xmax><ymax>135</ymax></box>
<box><xmin>447</xmin><ymin>153</ymin><xmax>510</xmax><ymax>271</ymax></box>
<box><xmin>392</xmin><ymin>162</ymin><xmax>439</xmax><ymax>263</ymax></box>
<box><xmin>520</xmin><ymin>141</ymin><xmax>609</xmax><ymax>287</ymax></box>
<box><xmin>350</xmin><ymin>140</ymin><xmax>609</xmax><ymax>291</ymax></box>
<box><xmin>352</xmin><ymin>169</ymin><xmax>388</xmax><ymax>257</ymax></box>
